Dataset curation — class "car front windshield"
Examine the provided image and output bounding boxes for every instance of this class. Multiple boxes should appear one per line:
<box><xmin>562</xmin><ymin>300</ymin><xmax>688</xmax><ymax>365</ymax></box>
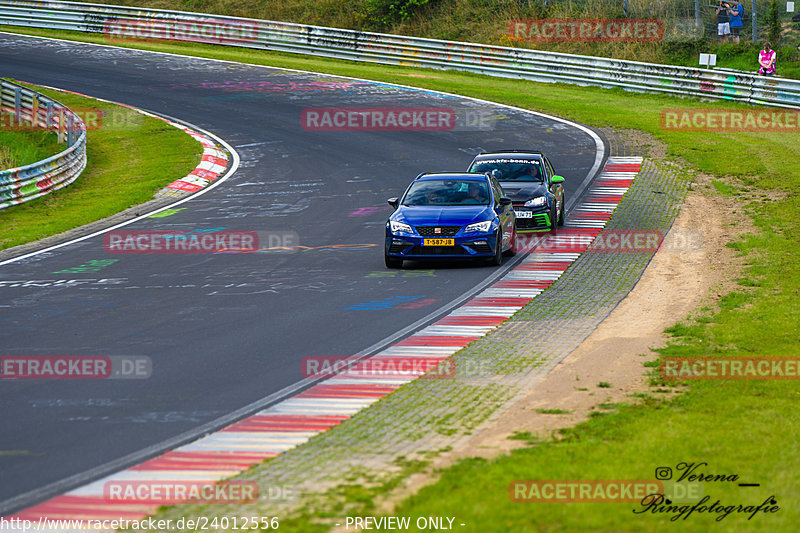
<box><xmin>402</xmin><ymin>180</ymin><xmax>490</xmax><ymax>206</ymax></box>
<box><xmin>470</xmin><ymin>158</ymin><xmax>543</xmax><ymax>182</ymax></box>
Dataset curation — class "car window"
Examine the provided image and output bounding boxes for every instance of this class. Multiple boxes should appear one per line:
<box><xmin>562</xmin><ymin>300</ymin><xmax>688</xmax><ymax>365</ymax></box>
<box><xmin>490</xmin><ymin>176</ymin><xmax>502</xmax><ymax>196</ymax></box>
<box><xmin>545</xmin><ymin>157</ymin><xmax>555</xmax><ymax>183</ymax></box>
<box><xmin>469</xmin><ymin>158</ymin><xmax>544</xmax><ymax>182</ymax></box>
<box><xmin>402</xmin><ymin>180</ymin><xmax>490</xmax><ymax>206</ymax></box>
<box><xmin>491</xmin><ymin>180</ymin><xmax>504</xmax><ymax>206</ymax></box>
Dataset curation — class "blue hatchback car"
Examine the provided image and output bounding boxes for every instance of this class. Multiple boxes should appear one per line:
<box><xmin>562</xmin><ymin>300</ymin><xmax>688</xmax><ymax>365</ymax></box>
<box><xmin>385</xmin><ymin>172</ymin><xmax>516</xmax><ymax>268</ymax></box>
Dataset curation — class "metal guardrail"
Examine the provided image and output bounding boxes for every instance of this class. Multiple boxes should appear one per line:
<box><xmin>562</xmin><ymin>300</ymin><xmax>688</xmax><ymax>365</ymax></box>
<box><xmin>0</xmin><ymin>0</ymin><xmax>798</xmax><ymax>111</ymax></box>
<box><xmin>0</xmin><ymin>78</ymin><xmax>87</xmax><ymax>209</ymax></box>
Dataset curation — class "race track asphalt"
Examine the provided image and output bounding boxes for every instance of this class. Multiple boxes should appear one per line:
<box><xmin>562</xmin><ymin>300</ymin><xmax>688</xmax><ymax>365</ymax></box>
<box><xmin>0</xmin><ymin>33</ymin><xmax>603</xmax><ymax>511</ymax></box>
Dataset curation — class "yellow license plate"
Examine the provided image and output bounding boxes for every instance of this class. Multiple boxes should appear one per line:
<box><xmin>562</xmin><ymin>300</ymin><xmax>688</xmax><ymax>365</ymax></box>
<box><xmin>423</xmin><ymin>238</ymin><xmax>455</xmax><ymax>246</ymax></box>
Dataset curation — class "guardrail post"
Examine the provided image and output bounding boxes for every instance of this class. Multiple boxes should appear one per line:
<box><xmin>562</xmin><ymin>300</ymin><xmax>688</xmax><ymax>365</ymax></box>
<box><xmin>67</xmin><ymin>114</ymin><xmax>74</xmax><ymax>146</ymax></box>
<box><xmin>46</xmin><ymin>100</ymin><xmax>53</xmax><ymax>130</ymax></box>
<box><xmin>31</xmin><ymin>94</ymin><xmax>39</xmax><ymax>128</ymax></box>
<box><xmin>14</xmin><ymin>86</ymin><xmax>21</xmax><ymax>124</ymax></box>
<box><xmin>57</xmin><ymin>107</ymin><xmax>66</xmax><ymax>143</ymax></box>
<box><xmin>695</xmin><ymin>0</ymin><xmax>702</xmax><ymax>32</ymax></box>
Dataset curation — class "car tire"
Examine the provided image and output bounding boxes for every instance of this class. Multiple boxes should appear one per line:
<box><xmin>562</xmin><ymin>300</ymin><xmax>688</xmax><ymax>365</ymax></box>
<box><xmin>549</xmin><ymin>204</ymin><xmax>559</xmax><ymax>235</ymax></box>
<box><xmin>490</xmin><ymin>234</ymin><xmax>503</xmax><ymax>266</ymax></box>
<box><xmin>385</xmin><ymin>254</ymin><xmax>403</xmax><ymax>269</ymax></box>
<box><xmin>504</xmin><ymin>225</ymin><xmax>517</xmax><ymax>257</ymax></box>
<box><xmin>558</xmin><ymin>195</ymin><xmax>566</xmax><ymax>226</ymax></box>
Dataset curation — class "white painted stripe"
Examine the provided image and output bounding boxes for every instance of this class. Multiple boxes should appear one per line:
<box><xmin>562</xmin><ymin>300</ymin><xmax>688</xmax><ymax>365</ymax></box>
<box><xmin>188</xmin><ymin>432</ymin><xmax>316</xmax><ymax>446</ymax></box>
<box><xmin>257</xmin><ymin>407</ymin><xmax>361</xmax><ymax>418</ymax></box>
<box><xmin>203</xmin><ymin>149</ymin><xmax>228</xmax><ymax>160</ymax></box>
<box><xmin>448</xmin><ymin>306</ymin><xmax>523</xmax><ymax>317</ymax></box>
<box><xmin>67</xmin><ymin>470</ymin><xmax>237</xmax><ymax>496</ymax></box>
<box><xmin>346</xmin><ymin>353</ymin><xmax>443</xmax><ymax>364</ymax></box>
<box><xmin>606</xmin><ymin>155</ymin><xmax>644</xmax><ymax>165</ymax></box>
<box><xmin>258</xmin><ymin>398</ymin><xmax>377</xmax><ymax>412</ymax></box>
<box><xmin>578</xmin><ymin>202</ymin><xmax>619</xmax><ymax>208</ymax></box>
<box><xmin>564</xmin><ymin>221</ymin><xmax>607</xmax><ymax>228</ymax></box>
<box><xmin>378</xmin><ymin>345</ymin><xmax>461</xmax><ymax>356</ymax></box>
<box><xmin>196</xmin><ymin>161</ymin><xmax>227</xmax><ymax>173</ymax></box>
<box><xmin>598</xmin><ymin>170</ymin><xmax>639</xmax><ymax>176</ymax></box>
<box><xmin>417</xmin><ymin>325</ymin><xmax>497</xmax><ymax>336</ymax></box>
<box><xmin>480</xmin><ymin>288</ymin><xmax>543</xmax><ymax>298</ymax></box>
<box><xmin>179</xmin><ymin>440</ymin><xmax>302</xmax><ymax>453</ymax></box>
<box><xmin>573</xmin><ymin>205</ymin><xmax>617</xmax><ymax>212</ymax></box>
<box><xmin>588</xmin><ymin>187</ymin><xmax>629</xmax><ymax>194</ymax></box>
<box><xmin>505</xmin><ymin>270</ymin><xmax>564</xmax><ymax>280</ymax></box>
<box><xmin>252</xmin><ymin>403</ymin><xmax>373</xmax><ymax>418</ymax></box>
<box><xmin>270</xmin><ymin>397</ymin><xmax>378</xmax><ymax>407</ymax></box>
<box><xmin>606</xmin><ymin>156</ymin><xmax>643</xmax><ymax>163</ymax></box>
<box><xmin>539</xmin><ymin>236</ymin><xmax>594</xmax><ymax>244</ymax></box>
<box><xmin>178</xmin><ymin>176</ymin><xmax>210</xmax><ymax>186</ymax></box>
<box><xmin>523</xmin><ymin>253</ymin><xmax>581</xmax><ymax>262</ymax></box>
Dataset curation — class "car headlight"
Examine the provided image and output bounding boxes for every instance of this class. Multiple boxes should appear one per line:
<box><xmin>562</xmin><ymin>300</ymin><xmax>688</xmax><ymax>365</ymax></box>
<box><xmin>389</xmin><ymin>220</ymin><xmax>413</xmax><ymax>234</ymax></box>
<box><xmin>524</xmin><ymin>196</ymin><xmax>547</xmax><ymax>207</ymax></box>
<box><xmin>464</xmin><ymin>220</ymin><xmax>493</xmax><ymax>233</ymax></box>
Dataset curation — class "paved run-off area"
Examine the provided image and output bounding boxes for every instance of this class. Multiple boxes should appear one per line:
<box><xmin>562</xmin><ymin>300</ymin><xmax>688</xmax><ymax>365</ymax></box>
<box><xmin>122</xmin><ymin>130</ymin><xmax>689</xmax><ymax>528</ymax></box>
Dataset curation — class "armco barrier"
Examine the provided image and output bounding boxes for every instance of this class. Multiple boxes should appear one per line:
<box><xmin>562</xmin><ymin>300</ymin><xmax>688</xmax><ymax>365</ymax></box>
<box><xmin>0</xmin><ymin>0</ymin><xmax>799</xmax><ymax>110</ymax></box>
<box><xmin>0</xmin><ymin>78</ymin><xmax>87</xmax><ymax>209</ymax></box>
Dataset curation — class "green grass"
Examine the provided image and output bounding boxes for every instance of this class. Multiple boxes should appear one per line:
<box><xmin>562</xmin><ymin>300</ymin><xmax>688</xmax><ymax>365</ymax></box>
<box><xmin>0</xmin><ymin>129</ymin><xmax>62</xmax><ymax>169</ymax></box>
<box><xmin>3</xmin><ymin>24</ymin><xmax>799</xmax><ymax>533</ymax></box>
<box><xmin>712</xmin><ymin>179</ymin><xmax>736</xmax><ymax>196</ymax></box>
<box><xmin>0</xmin><ymin>82</ymin><xmax>200</xmax><ymax>250</ymax></box>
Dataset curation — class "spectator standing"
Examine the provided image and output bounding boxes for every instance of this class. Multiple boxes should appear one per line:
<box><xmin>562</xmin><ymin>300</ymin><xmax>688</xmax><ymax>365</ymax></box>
<box><xmin>758</xmin><ymin>42</ymin><xmax>777</xmax><ymax>75</ymax></box>
<box><xmin>729</xmin><ymin>2</ymin><xmax>743</xmax><ymax>44</ymax></box>
<box><xmin>717</xmin><ymin>2</ymin><xmax>731</xmax><ymax>43</ymax></box>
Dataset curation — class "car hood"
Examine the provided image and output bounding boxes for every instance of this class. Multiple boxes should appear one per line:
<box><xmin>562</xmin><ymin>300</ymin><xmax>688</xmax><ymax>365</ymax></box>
<box><xmin>396</xmin><ymin>206</ymin><xmax>494</xmax><ymax>226</ymax></box>
<box><xmin>499</xmin><ymin>181</ymin><xmax>548</xmax><ymax>202</ymax></box>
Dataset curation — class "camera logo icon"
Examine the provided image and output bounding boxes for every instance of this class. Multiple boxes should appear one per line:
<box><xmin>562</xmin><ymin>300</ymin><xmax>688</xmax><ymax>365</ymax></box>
<box><xmin>655</xmin><ymin>467</ymin><xmax>673</xmax><ymax>480</ymax></box>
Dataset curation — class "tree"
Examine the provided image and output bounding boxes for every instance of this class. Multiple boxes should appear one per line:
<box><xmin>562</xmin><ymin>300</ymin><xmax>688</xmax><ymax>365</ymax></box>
<box><xmin>766</xmin><ymin>0</ymin><xmax>781</xmax><ymax>45</ymax></box>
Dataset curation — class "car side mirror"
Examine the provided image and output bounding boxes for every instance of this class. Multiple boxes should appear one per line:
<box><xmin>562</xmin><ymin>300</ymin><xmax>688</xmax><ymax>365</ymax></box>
<box><xmin>388</xmin><ymin>197</ymin><xmax>399</xmax><ymax>209</ymax></box>
<box><xmin>499</xmin><ymin>197</ymin><xmax>513</xmax><ymax>206</ymax></box>
<box><xmin>551</xmin><ymin>175</ymin><xmax>565</xmax><ymax>184</ymax></box>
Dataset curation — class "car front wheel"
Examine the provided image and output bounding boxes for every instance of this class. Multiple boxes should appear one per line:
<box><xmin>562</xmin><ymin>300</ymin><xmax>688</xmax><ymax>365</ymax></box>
<box><xmin>504</xmin><ymin>225</ymin><xmax>517</xmax><ymax>257</ymax></box>
<box><xmin>385</xmin><ymin>253</ymin><xmax>403</xmax><ymax>269</ymax></box>
<box><xmin>489</xmin><ymin>234</ymin><xmax>503</xmax><ymax>266</ymax></box>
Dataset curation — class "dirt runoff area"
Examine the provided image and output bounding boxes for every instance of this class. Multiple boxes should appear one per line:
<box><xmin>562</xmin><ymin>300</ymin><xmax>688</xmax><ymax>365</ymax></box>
<box><xmin>377</xmin><ymin>146</ymin><xmax>753</xmax><ymax>513</ymax></box>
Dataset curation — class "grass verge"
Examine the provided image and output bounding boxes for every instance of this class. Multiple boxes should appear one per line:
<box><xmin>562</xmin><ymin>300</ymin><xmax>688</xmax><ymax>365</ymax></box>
<box><xmin>0</xmin><ymin>82</ymin><xmax>200</xmax><ymax>251</ymax></box>
<box><xmin>0</xmin><ymin>129</ymin><xmax>62</xmax><ymax>169</ymax></box>
<box><xmin>2</xmin><ymin>26</ymin><xmax>798</xmax><ymax>532</ymax></box>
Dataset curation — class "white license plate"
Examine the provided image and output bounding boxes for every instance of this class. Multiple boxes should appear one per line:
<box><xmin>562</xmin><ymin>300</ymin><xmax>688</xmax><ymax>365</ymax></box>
<box><xmin>514</xmin><ymin>210</ymin><xmax>533</xmax><ymax>219</ymax></box>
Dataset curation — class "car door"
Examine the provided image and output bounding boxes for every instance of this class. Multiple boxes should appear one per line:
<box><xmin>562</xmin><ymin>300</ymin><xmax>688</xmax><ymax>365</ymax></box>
<box><xmin>544</xmin><ymin>156</ymin><xmax>563</xmax><ymax>206</ymax></box>
<box><xmin>491</xmin><ymin>178</ymin><xmax>514</xmax><ymax>248</ymax></box>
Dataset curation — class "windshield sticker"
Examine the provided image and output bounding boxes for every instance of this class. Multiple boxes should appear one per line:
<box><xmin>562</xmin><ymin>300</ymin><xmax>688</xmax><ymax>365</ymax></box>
<box><xmin>476</xmin><ymin>158</ymin><xmax>539</xmax><ymax>165</ymax></box>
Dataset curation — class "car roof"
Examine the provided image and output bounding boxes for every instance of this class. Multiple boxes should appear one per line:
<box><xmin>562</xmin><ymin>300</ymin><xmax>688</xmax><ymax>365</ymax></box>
<box><xmin>415</xmin><ymin>172</ymin><xmax>490</xmax><ymax>181</ymax></box>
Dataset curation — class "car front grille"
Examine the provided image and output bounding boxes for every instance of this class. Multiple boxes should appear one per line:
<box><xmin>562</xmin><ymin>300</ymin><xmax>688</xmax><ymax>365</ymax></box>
<box><xmin>414</xmin><ymin>225</ymin><xmax>461</xmax><ymax>237</ymax></box>
<box><xmin>465</xmin><ymin>242</ymin><xmax>492</xmax><ymax>254</ymax></box>
<box><xmin>516</xmin><ymin>212</ymin><xmax>551</xmax><ymax>229</ymax></box>
<box><xmin>408</xmin><ymin>246</ymin><xmax>468</xmax><ymax>256</ymax></box>
<box><xmin>389</xmin><ymin>242</ymin><xmax>413</xmax><ymax>253</ymax></box>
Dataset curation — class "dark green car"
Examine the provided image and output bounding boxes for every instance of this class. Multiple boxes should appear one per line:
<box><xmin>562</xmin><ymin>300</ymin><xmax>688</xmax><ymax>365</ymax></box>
<box><xmin>468</xmin><ymin>151</ymin><xmax>565</xmax><ymax>232</ymax></box>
